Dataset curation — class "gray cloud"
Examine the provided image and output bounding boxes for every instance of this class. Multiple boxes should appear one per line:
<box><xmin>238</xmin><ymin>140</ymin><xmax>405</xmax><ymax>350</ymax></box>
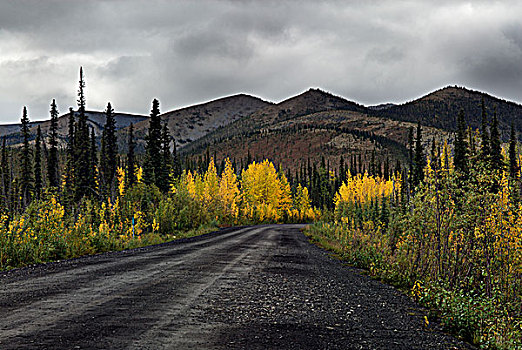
<box><xmin>1</xmin><ymin>0</ymin><xmax>522</xmax><ymax>123</ymax></box>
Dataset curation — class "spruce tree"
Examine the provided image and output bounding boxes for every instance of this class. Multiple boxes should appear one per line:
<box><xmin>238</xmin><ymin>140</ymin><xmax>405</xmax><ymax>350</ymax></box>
<box><xmin>47</xmin><ymin>99</ymin><xmax>59</xmax><ymax>188</ymax></box>
<box><xmin>480</xmin><ymin>98</ymin><xmax>490</xmax><ymax>164</ymax></box>
<box><xmin>412</xmin><ymin>121</ymin><xmax>425</xmax><ymax>188</ymax></box>
<box><xmin>100</xmin><ymin>129</ymin><xmax>106</xmax><ymax>186</ymax></box>
<box><xmin>34</xmin><ymin>126</ymin><xmax>42</xmax><ymax>199</ymax></box>
<box><xmin>20</xmin><ymin>106</ymin><xmax>33</xmax><ymax>207</ymax></box>
<box><xmin>454</xmin><ymin>109</ymin><xmax>469</xmax><ymax>174</ymax></box>
<box><xmin>0</xmin><ymin>136</ymin><xmax>9</xmax><ymax>212</ymax></box>
<box><xmin>143</xmin><ymin>99</ymin><xmax>162</xmax><ymax>187</ymax></box>
<box><xmin>89</xmin><ymin>128</ymin><xmax>97</xmax><ymax>196</ymax></box>
<box><xmin>339</xmin><ymin>155</ymin><xmax>345</xmax><ymax>185</ymax></box>
<box><xmin>430</xmin><ymin>139</ymin><xmax>436</xmax><ymax>169</ymax></box>
<box><xmin>100</xmin><ymin>102</ymin><xmax>117</xmax><ymax>197</ymax></box>
<box><xmin>408</xmin><ymin>126</ymin><xmax>414</xmax><ymax>170</ymax></box>
<box><xmin>74</xmin><ymin>67</ymin><xmax>91</xmax><ymax>199</ymax></box>
<box><xmin>64</xmin><ymin>107</ymin><xmax>76</xmax><ymax>200</ymax></box>
<box><xmin>127</xmin><ymin>123</ymin><xmax>136</xmax><ymax>187</ymax></box>
<box><xmin>369</xmin><ymin>150</ymin><xmax>376</xmax><ymax>176</ymax></box>
<box><xmin>508</xmin><ymin>124</ymin><xmax>519</xmax><ymax>202</ymax></box>
<box><xmin>172</xmin><ymin>136</ymin><xmax>181</xmax><ymax>179</ymax></box>
<box><xmin>158</xmin><ymin>122</ymin><xmax>172</xmax><ymax>192</ymax></box>
<box><xmin>489</xmin><ymin>109</ymin><xmax>503</xmax><ymax>172</ymax></box>
<box><xmin>509</xmin><ymin>124</ymin><xmax>518</xmax><ymax>180</ymax></box>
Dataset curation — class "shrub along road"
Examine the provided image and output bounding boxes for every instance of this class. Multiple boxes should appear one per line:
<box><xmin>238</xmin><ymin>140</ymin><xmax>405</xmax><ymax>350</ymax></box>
<box><xmin>0</xmin><ymin>224</ymin><xmax>474</xmax><ymax>349</ymax></box>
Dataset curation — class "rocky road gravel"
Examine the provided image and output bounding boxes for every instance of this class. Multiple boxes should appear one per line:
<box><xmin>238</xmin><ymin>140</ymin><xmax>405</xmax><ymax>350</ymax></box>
<box><xmin>0</xmin><ymin>224</ymin><xmax>475</xmax><ymax>349</ymax></box>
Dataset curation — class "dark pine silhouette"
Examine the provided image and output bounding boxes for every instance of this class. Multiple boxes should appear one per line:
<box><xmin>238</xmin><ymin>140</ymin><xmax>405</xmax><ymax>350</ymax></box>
<box><xmin>454</xmin><ymin>109</ymin><xmax>469</xmax><ymax>175</ymax></box>
<box><xmin>47</xmin><ymin>99</ymin><xmax>59</xmax><ymax>189</ymax></box>
<box><xmin>100</xmin><ymin>102</ymin><xmax>118</xmax><ymax>198</ymax></box>
<box><xmin>34</xmin><ymin>126</ymin><xmax>42</xmax><ymax>199</ymax></box>
<box><xmin>127</xmin><ymin>123</ymin><xmax>136</xmax><ymax>187</ymax></box>
<box><xmin>143</xmin><ymin>99</ymin><xmax>163</xmax><ymax>188</ymax></box>
<box><xmin>20</xmin><ymin>106</ymin><xmax>33</xmax><ymax>208</ymax></box>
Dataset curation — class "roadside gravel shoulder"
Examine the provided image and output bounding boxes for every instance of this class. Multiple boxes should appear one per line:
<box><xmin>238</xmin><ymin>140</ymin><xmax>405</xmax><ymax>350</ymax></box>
<box><xmin>197</xmin><ymin>226</ymin><xmax>476</xmax><ymax>350</ymax></box>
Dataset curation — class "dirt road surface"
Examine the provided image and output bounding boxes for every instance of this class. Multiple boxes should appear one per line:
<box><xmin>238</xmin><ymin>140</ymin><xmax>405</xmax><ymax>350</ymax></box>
<box><xmin>0</xmin><ymin>224</ymin><xmax>474</xmax><ymax>349</ymax></box>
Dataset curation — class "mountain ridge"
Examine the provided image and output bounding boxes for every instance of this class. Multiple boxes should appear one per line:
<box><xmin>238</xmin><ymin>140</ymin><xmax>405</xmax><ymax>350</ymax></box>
<box><xmin>2</xmin><ymin>85</ymin><xmax>522</xmax><ymax>156</ymax></box>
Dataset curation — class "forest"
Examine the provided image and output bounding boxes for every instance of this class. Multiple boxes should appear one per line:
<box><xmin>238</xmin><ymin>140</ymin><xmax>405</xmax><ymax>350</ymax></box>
<box><xmin>307</xmin><ymin>108</ymin><xmax>522</xmax><ymax>349</ymax></box>
<box><xmin>1</xmin><ymin>69</ymin><xmax>521</xmax><ymax>349</ymax></box>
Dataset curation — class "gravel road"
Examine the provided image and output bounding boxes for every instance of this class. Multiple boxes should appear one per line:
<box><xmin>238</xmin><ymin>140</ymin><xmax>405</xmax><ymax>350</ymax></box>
<box><xmin>0</xmin><ymin>224</ymin><xmax>474</xmax><ymax>349</ymax></box>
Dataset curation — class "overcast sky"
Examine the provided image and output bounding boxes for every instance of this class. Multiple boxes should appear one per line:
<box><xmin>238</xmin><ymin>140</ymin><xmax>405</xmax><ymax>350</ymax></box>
<box><xmin>1</xmin><ymin>0</ymin><xmax>522</xmax><ymax>123</ymax></box>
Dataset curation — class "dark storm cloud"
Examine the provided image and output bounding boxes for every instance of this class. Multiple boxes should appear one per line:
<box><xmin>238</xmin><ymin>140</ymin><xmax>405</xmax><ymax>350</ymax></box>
<box><xmin>0</xmin><ymin>0</ymin><xmax>522</xmax><ymax>122</ymax></box>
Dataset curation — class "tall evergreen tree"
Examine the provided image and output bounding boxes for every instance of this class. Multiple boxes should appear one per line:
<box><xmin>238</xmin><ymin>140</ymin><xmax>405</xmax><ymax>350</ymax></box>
<box><xmin>172</xmin><ymin>136</ymin><xmax>182</xmax><ymax>179</ymax></box>
<box><xmin>143</xmin><ymin>99</ymin><xmax>162</xmax><ymax>187</ymax></box>
<box><xmin>408</xmin><ymin>126</ymin><xmax>414</xmax><ymax>169</ymax></box>
<box><xmin>127</xmin><ymin>123</ymin><xmax>136</xmax><ymax>187</ymax></box>
<box><xmin>430</xmin><ymin>139</ymin><xmax>437</xmax><ymax>170</ymax></box>
<box><xmin>20</xmin><ymin>106</ymin><xmax>33</xmax><ymax>207</ymax></box>
<box><xmin>74</xmin><ymin>67</ymin><xmax>91</xmax><ymax>199</ymax></box>
<box><xmin>509</xmin><ymin>124</ymin><xmax>518</xmax><ymax>180</ymax></box>
<box><xmin>412</xmin><ymin>121</ymin><xmax>425</xmax><ymax>188</ymax></box>
<box><xmin>100</xmin><ymin>102</ymin><xmax>117</xmax><ymax>197</ymax></box>
<box><xmin>480</xmin><ymin>98</ymin><xmax>490</xmax><ymax>164</ymax></box>
<box><xmin>489</xmin><ymin>109</ymin><xmax>503</xmax><ymax>172</ymax></box>
<box><xmin>34</xmin><ymin>126</ymin><xmax>42</xmax><ymax>199</ymax></box>
<box><xmin>508</xmin><ymin>124</ymin><xmax>519</xmax><ymax>202</ymax></box>
<box><xmin>47</xmin><ymin>99</ymin><xmax>59</xmax><ymax>188</ymax></box>
<box><xmin>383</xmin><ymin>157</ymin><xmax>390</xmax><ymax>180</ymax></box>
<box><xmin>369</xmin><ymin>150</ymin><xmax>376</xmax><ymax>176</ymax></box>
<box><xmin>64</xmin><ymin>107</ymin><xmax>76</xmax><ymax>200</ymax></box>
<box><xmin>454</xmin><ymin>109</ymin><xmax>469</xmax><ymax>174</ymax></box>
<box><xmin>89</xmin><ymin>128</ymin><xmax>97</xmax><ymax>196</ymax></box>
<box><xmin>339</xmin><ymin>155</ymin><xmax>345</xmax><ymax>183</ymax></box>
<box><xmin>0</xmin><ymin>136</ymin><xmax>9</xmax><ymax>212</ymax></box>
<box><xmin>158</xmin><ymin>122</ymin><xmax>172</xmax><ymax>192</ymax></box>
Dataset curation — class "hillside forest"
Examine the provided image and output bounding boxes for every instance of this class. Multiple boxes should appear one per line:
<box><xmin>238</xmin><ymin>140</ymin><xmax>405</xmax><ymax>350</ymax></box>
<box><xmin>1</xmin><ymin>69</ymin><xmax>521</xmax><ymax>349</ymax></box>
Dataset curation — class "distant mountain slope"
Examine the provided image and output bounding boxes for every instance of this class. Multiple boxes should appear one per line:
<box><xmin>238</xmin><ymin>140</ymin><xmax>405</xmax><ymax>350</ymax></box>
<box><xmin>0</xmin><ymin>122</ymin><xmax>43</xmax><ymax>137</ymax></box>
<box><xmin>184</xmin><ymin>109</ymin><xmax>449</xmax><ymax>173</ymax></box>
<box><xmin>38</xmin><ymin>111</ymin><xmax>148</xmax><ymax>136</ymax></box>
<box><xmin>247</xmin><ymin>88</ymin><xmax>367</xmax><ymax>127</ymax></box>
<box><xmin>3</xmin><ymin>85</ymin><xmax>522</xmax><ymax>164</ymax></box>
<box><xmin>372</xmin><ymin>86</ymin><xmax>522</xmax><ymax>139</ymax></box>
<box><xmin>125</xmin><ymin>94</ymin><xmax>272</xmax><ymax>150</ymax></box>
<box><xmin>182</xmin><ymin>88</ymin><xmax>367</xmax><ymax>155</ymax></box>
<box><xmin>2</xmin><ymin>111</ymin><xmax>148</xmax><ymax>146</ymax></box>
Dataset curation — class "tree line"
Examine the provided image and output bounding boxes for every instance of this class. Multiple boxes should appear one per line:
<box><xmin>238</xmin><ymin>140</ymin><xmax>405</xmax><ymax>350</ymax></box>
<box><xmin>0</xmin><ymin>67</ymin><xmax>181</xmax><ymax>216</ymax></box>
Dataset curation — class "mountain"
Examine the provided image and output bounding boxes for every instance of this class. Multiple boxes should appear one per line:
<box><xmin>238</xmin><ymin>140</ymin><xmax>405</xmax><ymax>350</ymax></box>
<box><xmin>182</xmin><ymin>88</ymin><xmax>368</xmax><ymax>155</ymax></box>
<box><xmin>1</xmin><ymin>111</ymin><xmax>148</xmax><ymax>147</ymax></box>
<box><xmin>2</xmin><ymin>85</ymin><xmax>522</xmax><ymax>174</ymax></box>
<box><xmin>246</xmin><ymin>88</ymin><xmax>367</xmax><ymax>126</ymax></box>
<box><xmin>368</xmin><ymin>103</ymin><xmax>396</xmax><ymax>111</ymax></box>
<box><xmin>182</xmin><ymin>96</ymin><xmax>448</xmax><ymax>172</ymax></box>
<box><xmin>0</xmin><ymin>121</ymin><xmax>44</xmax><ymax>137</ymax></box>
<box><xmin>119</xmin><ymin>94</ymin><xmax>272</xmax><ymax>152</ymax></box>
<box><xmin>371</xmin><ymin>86</ymin><xmax>522</xmax><ymax>139</ymax></box>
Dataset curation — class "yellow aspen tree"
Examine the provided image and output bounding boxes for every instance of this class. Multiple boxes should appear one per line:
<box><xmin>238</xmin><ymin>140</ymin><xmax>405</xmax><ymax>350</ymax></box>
<box><xmin>185</xmin><ymin>170</ymin><xmax>197</xmax><ymax>199</ymax></box>
<box><xmin>116</xmin><ymin>167</ymin><xmax>125</xmax><ymax>196</ymax></box>
<box><xmin>241</xmin><ymin>160</ymin><xmax>283</xmax><ymax>221</ymax></box>
<box><xmin>219</xmin><ymin>158</ymin><xmax>240</xmax><ymax>220</ymax></box>
<box><xmin>278</xmin><ymin>169</ymin><xmax>293</xmax><ymax>213</ymax></box>
<box><xmin>203</xmin><ymin>158</ymin><xmax>220</xmax><ymax>211</ymax></box>
<box><xmin>135</xmin><ymin>166</ymin><xmax>144</xmax><ymax>183</ymax></box>
<box><xmin>294</xmin><ymin>184</ymin><xmax>312</xmax><ymax>219</ymax></box>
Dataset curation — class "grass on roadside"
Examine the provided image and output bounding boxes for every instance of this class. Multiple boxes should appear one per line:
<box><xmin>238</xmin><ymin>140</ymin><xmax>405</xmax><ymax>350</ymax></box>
<box><xmin>304</xmin><ymin>222</ymin><xmax>522</xmax><ymax>350</ymax></box>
